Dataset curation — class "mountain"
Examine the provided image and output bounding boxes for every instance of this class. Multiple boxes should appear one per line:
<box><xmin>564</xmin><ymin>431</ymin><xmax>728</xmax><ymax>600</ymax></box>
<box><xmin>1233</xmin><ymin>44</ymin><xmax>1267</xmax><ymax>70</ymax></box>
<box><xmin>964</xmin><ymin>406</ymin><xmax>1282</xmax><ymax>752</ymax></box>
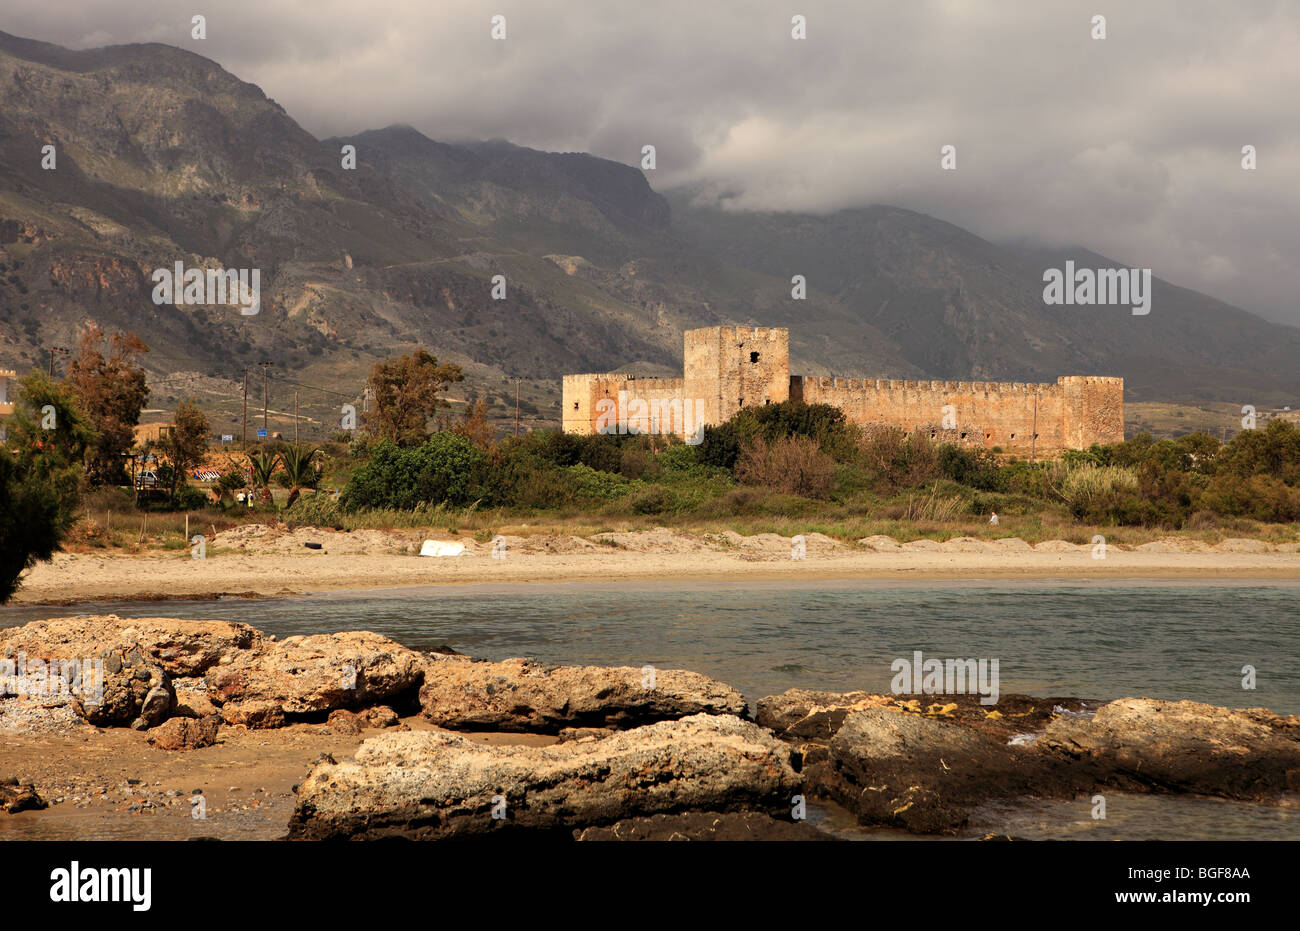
<box><xmin>1</xmin><ymin>31</ymin><xmax>1297</xmax><ymax>442</ymax></box>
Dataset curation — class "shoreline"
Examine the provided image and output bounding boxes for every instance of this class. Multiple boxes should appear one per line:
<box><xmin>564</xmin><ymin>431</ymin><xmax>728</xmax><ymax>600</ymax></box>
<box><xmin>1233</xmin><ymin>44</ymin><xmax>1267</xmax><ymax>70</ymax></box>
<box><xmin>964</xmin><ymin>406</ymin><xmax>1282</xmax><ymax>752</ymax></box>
<box><xmin>10</xmin><ymin>531</ymin><xmax>1300</xmax><ymax>606</ymax></box>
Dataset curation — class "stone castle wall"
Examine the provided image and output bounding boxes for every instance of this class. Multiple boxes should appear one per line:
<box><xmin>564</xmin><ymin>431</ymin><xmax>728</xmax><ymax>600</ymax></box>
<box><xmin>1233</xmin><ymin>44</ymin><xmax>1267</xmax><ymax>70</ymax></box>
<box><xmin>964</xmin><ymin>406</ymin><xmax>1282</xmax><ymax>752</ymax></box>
<box><xmin>562</xmin><ymin>327</ymin><xmax>1124</xmax><ymax>454</ymax></box>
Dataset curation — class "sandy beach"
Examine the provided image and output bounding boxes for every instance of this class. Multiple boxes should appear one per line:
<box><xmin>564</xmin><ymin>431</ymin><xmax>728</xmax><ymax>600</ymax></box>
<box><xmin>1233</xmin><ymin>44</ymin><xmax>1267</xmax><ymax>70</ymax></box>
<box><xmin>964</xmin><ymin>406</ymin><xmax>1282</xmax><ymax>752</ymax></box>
<box><xmin>11</xmin><ymin>525</ymin><xmax>1299</xmax><ymax>604</ymax></box>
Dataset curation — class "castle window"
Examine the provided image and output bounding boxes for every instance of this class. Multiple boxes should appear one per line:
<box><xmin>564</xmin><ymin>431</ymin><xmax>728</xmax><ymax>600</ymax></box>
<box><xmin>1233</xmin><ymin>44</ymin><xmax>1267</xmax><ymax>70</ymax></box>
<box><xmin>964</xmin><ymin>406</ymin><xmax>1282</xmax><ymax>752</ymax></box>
<box><xmin>1010</xmin><ymin>433</ymin><xmax>1015</xmax><ymax>439</ymax></box>
<box><xmin>739</xmin><ymin>398</ymin><xmax>744</xmax><ymax>407</ymax></box>
<box><xmin>960</xmin><ymin>432</ymin><xmax>967</xmax><ymax>439</ymax></box>
<box><xmin>750</xmin><ymin>351</ymin><xmax>760</xmax><ymax>363</ymax></box>
<box><xmin>573</xmin><ymin>402</ymin><xmax>579</xmax><ymax>410</ymax></box>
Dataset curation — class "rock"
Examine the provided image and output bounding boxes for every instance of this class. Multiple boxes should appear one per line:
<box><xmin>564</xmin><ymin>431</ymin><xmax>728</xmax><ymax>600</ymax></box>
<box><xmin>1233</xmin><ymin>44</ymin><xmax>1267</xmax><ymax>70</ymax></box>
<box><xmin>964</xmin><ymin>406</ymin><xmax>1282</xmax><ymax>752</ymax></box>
<box><xmin>558</xmin><ymin>726</ymin><xmax>616</xmax><ymax>743</ymax></box>
<box><xmin>757</xmin><ymin>689</ymin><xmax>1093</xmax><ymax>742</ymax></box>
<box><xmin>288</xmin><ymin>713</ymin><xmax>799</xmax><ymax>840</ymax></box>
<box><xmin>360</xmin><ymin>705</ymin><xmax>400</xmax><ymax>728</ymax></box>
<box><xmin>1040</xmin><ymin>698</ymin><xmax>1300</xmax><ymax>800</ymax></box>
<box><xmin>73</xmin><ymin>645</ymin><xmax>174</xmax><ymax>728</ymax></box>
<box><xmin>218</xmin><ymin>700</ymin><xmax>285</xmax><ymax>729</ymax></box>
<box><xmin>147</xmin><ymin>715</ymin><xmax>220</xmax><ymax>751</ymax></box>
<box><xmin>418</xmin><ymin>654</ymin><xmax>747</xmax><ymax>732</ymax></box>
<box><xmin>818</xmin><ymin>709</ymin><xmax>1079</xmax><ymax>834</ymax></box>
<box><xmin>0</xmin><ymin>615</ymin><xmax>264</xmax><ymax>677</ymax></box>
<box><xmin>205</xmin><ymin>630</ymin><xmax>425</xmax><ymax>723</ymax></box>
<box><xmin>327</xmin><ymin>709</ymin><xmax>363</xmax><ymax>735</ymax></box>
<box><xmin>756</xmin><ymin>689</ymin><xmax>891</xmax><ymax>740</ymax></box>
<box><xmin>0</xmin><ymin>777</ymin><xmax>47</xmax><ymax>813</ymax></box>
<box><xmin>574</xmin><ymin>811</ymin><xmax>837</xmax><ymax>841</ymax></box>
<box><xmin>857</xmin><ymin>534</ymin><xmax>902</xmax><ymax>551</ymax></box>
<box><xmin>174</xmin><ymin>685</ymin><xmax>219</xmax><ymax>719</ymax></box>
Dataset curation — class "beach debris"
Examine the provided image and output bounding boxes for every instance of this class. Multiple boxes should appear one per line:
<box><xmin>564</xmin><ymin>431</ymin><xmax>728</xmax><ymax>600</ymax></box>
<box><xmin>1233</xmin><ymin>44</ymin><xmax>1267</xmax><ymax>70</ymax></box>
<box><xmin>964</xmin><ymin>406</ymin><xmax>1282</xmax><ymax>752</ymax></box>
<box><xmin>419</xmin><ymin>540</ymin><xmax>466</xmax><ymax>557</ymax></box>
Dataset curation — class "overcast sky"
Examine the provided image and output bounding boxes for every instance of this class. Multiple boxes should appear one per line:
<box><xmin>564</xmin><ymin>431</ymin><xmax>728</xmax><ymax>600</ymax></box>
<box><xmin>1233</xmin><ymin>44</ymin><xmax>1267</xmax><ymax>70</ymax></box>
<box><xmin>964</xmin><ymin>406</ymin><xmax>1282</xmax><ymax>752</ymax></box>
<box><xmin>8</xmin><ymin>1</ymin><xmax>1299</xmax><ymax>325</ymax></box>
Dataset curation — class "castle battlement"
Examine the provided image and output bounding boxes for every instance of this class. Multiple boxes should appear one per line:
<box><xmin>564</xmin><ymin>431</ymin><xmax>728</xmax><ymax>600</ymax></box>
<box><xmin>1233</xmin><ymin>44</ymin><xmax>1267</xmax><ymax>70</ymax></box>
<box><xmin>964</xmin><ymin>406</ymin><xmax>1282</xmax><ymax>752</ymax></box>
<box><xmin>562</xmin><ymin>326</ymin><xmax>1124</xmax><ymax>454</ymax></box>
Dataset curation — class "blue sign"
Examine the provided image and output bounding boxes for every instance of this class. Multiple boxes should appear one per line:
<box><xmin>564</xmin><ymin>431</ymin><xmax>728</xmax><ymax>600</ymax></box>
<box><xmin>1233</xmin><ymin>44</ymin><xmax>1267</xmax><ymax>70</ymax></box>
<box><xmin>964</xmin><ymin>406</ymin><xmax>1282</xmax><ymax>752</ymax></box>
<box><xmin>257</xmin><ymin>429</ymin><xmax>267</xmax><ymax>438</ymax></box>
<box><xmin>221</xmin><ymin>434</ymin><xmax>233</xmax><ymax>443</ymax></box>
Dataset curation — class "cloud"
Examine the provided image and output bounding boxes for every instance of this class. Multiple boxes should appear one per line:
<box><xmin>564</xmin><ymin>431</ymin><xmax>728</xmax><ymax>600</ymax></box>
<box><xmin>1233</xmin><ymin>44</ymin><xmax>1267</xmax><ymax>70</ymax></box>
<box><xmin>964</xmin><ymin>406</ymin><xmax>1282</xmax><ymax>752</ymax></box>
<box><xmin>5</xmin><ymin>0</ymin><xmax>1299</xmax><ymax>324</ymax></box>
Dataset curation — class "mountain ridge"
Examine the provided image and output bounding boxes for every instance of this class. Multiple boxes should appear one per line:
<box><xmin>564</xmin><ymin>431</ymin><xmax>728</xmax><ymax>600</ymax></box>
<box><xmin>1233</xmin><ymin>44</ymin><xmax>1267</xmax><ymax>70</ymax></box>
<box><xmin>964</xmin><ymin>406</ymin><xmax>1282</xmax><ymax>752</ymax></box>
<box><xmin>1</xmin><ymin>30</ymin><xmax>1296</xmax><ymax>442</ymax></box>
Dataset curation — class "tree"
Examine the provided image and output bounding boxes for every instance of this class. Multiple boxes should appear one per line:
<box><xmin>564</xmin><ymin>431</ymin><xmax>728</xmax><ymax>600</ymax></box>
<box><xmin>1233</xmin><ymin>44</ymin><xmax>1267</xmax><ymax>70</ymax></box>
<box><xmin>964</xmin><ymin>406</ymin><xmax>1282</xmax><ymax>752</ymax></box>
<box><xmin>159</xmin><ymin>399</ymin><xmax>209</xmax><ymax>504</ymax></box>
<box><xmin>0</xmin><ymin>374</ymin><xmax>91</xmax><ymax>603</ymax></box>
<box><xmin>453</xmin><ymin>396</ymin><xmax>497</xmax><ymax>451</ymax></box>
<box><xmin>363</xmin><ymin>350</ymin><xmax>463</xmax><ymax>446</ymax></box>
<box><xmin>66</xmin><ymin>325</ymin><xmax>149</xmax><ymax>485</ymax></box>
<box><xmin>340</xmin><ymin>435</ymin><xmax>486</xmax><ymax>511</ymax></box>
<box><xmin>281</xmin><ymin>445</ymin><xmax>320</xmax><ymax>508</ymax></box>
<box><xmin>248</xmin><ymin>450</ymin><xmax>279</xmax><ymax>506</ymax></box>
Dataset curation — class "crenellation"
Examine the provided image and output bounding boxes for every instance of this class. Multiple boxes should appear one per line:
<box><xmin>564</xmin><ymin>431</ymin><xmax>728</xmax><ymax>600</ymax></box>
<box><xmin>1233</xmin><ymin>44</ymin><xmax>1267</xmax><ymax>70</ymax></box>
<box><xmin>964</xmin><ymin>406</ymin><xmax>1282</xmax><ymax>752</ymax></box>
<box><xmin>564</xmin><ymin>326</ymin><xmax>1123</xmax><ymax>454</ymax></box>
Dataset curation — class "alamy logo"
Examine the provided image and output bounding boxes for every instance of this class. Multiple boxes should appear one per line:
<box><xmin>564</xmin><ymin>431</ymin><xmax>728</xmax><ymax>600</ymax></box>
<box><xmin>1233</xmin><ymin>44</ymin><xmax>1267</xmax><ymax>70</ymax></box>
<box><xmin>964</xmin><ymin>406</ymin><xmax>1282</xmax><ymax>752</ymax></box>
<box><xmin>595</xmin><ymin>392</ymin><xmax>706</xmax><ymax>445</ymax></box>
<box><xmin>1</xmin><ymin>653</ymin><xmax>104</xmax><ymax>704</ymax></box>
<box><xmin>890</xmin><ymin>650</ymin><xmax>1000</xmax><ymax>705</ymax></box>
<box><xmin>49</xmin><ymin>861</ymin><xmax>151</xmax><ymax>911</ymax></box>
<box><xmin>1042</xmin><ymin>260</ymin><xmax>1151</xmax><ymax>315</ymax></box>
<box><xmin>151</xmin><ymin>261</ymin><xmax>260</xmax><ymax>315</ymax></box>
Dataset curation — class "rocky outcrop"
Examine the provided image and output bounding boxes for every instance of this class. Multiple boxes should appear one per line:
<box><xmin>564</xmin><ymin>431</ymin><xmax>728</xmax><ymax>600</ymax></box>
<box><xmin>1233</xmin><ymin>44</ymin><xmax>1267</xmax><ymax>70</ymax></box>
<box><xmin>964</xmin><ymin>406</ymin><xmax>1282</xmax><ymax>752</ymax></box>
<box><xmin>147</xmin><ymin>714</ymin><xmax>220</xmax><ymax>750</ymax></box>
<box><xmin>287</xmin><ymin>713</ymin><xmax>799</xmax><ymax>840</ymax></box>
<box><xmin>758</xmin><ymin>689</ymin><xmax>1091</xmax><ymax>742</ymax></box>
<box><xmin>418</xmin><ymin>655</ymin><xmax>748</xmax><ymax>733</ymax></box>
<box><xmin>73</xmin><ymin>645</ymin><xmax>175</xmax><ymax>730</ymax></box>
<box><xmin>205</xmin><ymin>631</ymin><xmax>425</xmax><ymax>725</ymax></box>
<box><xmin>817</xmin><ymin>709</ymin><xmax>1081</xmax><ymax>833</ymax></box>
<box><xmin>1041</xmin><ymin>698</ymin><xmax>1300</xmax><ymax>800</ymax></box>
<box><xmin>0</xmin><ymin>615</ymin><xmax>264</xmax><ymax>677</ymax></box>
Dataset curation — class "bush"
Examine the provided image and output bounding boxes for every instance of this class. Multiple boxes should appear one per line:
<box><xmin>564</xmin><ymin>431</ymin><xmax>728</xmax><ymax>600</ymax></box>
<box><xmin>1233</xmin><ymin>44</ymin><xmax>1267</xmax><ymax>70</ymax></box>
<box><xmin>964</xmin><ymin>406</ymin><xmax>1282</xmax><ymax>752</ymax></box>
<box><xmin>562</xmin><ymin>463</ymin><xmax>636</xmax><ymax>500</ymax></box>
<box><xmin>340</xmin><ymin>434</ymin><xmax>487</xmax><ymax>511</ymax></box>
<box><xmin>937</xmin><ymin>444</ymin><xmax>1002</xmax><ymax>490</ymax></box>
<box><xmin>735</xmin><ymin>435</ymin><xmax>836</xmax><ymax>498</ymax></box>
<box><xmin>285</xmin><ymin>491</ymin><xmax>344</xmax><ymax>528</ymax></box>
<box><xmin>630</xmin><ymin>486</ymin><xmax>672</xmax><ymax>515</ymax></box>
<box><xmin>856</xmin><ymin>426</ymin><xmax>941</xmax><ymax>489</ymax></box>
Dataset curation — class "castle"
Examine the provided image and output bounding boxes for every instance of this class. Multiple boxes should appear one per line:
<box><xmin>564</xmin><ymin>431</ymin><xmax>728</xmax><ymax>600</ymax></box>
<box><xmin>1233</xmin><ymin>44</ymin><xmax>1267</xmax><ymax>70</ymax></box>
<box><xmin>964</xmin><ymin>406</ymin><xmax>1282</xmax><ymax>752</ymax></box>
<box><xmin>562</xmin><ymin>327</ymin><xmax>1124</xmax><ymax>456</ymax></box>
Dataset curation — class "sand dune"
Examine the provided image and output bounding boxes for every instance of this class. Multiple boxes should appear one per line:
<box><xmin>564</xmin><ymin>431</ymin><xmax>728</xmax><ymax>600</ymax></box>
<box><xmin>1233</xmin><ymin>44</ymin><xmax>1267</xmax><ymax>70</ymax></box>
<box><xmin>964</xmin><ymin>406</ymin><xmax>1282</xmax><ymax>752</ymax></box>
<box><xmin>9</xmin><ymin>526</ymin><xmax>1298</xmax><ymax>604</ymax></box>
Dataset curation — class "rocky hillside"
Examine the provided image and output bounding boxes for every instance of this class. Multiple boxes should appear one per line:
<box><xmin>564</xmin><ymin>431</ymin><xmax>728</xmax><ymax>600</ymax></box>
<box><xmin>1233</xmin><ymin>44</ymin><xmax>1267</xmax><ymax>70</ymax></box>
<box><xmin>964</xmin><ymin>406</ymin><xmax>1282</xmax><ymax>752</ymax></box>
<box><xmin>2</xmin><ymin>30</ymin><xmax>1297</xmax><ymax>441</ymax></box>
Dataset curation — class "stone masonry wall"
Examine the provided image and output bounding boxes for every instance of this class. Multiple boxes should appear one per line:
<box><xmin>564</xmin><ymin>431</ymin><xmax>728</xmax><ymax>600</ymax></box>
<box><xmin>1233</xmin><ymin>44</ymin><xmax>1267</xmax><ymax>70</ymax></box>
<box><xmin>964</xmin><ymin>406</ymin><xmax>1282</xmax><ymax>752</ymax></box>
<box><xmin>564</xmin><ymin>329</ymin><xmax>1124</xmax><ymax>455</ymax></box>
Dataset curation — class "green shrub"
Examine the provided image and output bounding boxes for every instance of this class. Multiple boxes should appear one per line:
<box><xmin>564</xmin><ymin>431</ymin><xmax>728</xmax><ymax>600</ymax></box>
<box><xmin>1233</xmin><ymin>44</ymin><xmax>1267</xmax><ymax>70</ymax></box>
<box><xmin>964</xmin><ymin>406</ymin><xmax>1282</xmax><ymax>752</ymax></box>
<box><xmin>341</xmin><ymin>434</ymin><xmax>487</xmax><ymax>511</ymax></box>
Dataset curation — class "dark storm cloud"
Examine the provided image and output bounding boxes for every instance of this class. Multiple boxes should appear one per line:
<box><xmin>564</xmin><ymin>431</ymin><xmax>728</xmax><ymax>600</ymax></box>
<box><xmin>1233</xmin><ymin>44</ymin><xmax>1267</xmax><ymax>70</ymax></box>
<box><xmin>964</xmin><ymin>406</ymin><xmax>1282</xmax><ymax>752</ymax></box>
<box><xmin>8</xmin><ymin>0</ymin><xmax>1299</xmax><ymax>324</ymax></box>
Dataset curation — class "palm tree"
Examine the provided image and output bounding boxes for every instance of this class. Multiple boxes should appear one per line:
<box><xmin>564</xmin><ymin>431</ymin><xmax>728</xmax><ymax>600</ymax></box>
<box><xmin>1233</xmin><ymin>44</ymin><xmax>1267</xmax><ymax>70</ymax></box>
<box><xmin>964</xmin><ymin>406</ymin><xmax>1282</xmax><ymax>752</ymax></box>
<box><xmin>280</xmin><ymin>445</ymin><xmax>320</xmax><ymax>509</ymax></box>
<box><xmin>248</xmin><ymin>450</ymin><xmax>279</xmax><ymax>506</ymax></box>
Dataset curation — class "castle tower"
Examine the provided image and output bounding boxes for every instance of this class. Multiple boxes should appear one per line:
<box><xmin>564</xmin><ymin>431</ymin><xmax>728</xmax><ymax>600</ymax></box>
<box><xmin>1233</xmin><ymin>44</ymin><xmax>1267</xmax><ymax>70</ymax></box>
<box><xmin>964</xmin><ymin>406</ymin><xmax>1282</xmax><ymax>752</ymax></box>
<box><xmin>683</xmin><ymin>326</ymin><xmax>790</xmax><ymax>426</ymax></box>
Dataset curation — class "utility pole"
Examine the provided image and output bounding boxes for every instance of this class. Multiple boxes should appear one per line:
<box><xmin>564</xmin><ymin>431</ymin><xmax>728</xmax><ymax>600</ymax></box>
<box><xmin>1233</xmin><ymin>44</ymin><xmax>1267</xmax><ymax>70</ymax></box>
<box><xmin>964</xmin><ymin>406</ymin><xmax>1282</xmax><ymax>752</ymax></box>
<box><xmin>241</xmin><ymin>369</ymin><xmax>249</xmax><ymax>451</ymax></box>
<box><xmin>259</xmin><ymin>361</ymin><xmax>272</xmax><ymax>437</ymax></box>
<box><xmin>294</xmin><ymin>391</ymin><xmax>299</xmax><ymax>445</ymax></box>
<box><xmin>47</xmin><ymin>346</ymin><xmax>68</xmax><ymax>378</ymax></box>
<box><xmin>515</xmin><ymin>379</ymin><xmax>520</xmax><ymax>437</ymax></box>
